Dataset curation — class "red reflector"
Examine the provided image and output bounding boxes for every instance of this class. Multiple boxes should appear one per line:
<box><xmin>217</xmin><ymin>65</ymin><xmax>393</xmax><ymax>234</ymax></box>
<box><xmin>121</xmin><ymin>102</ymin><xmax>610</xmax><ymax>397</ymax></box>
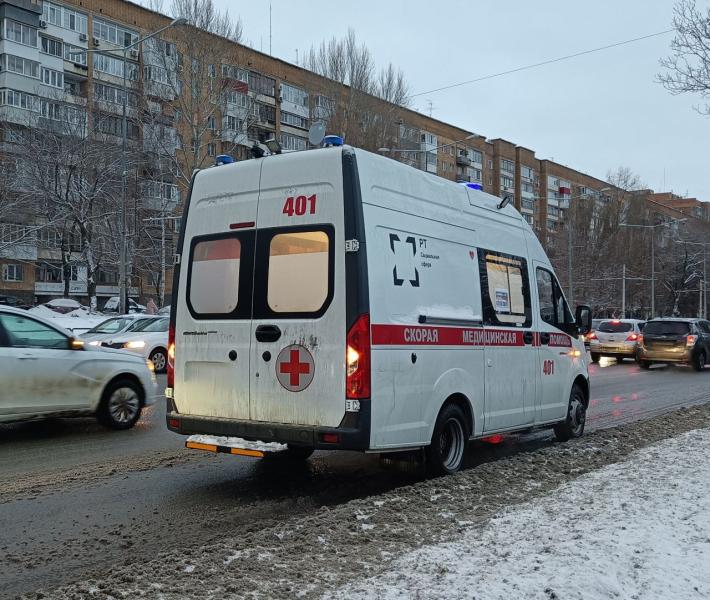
<box><xmin>482</xmin><ymin>434</ymin><xmax>504</xmax><ymax>444</ymax></box>
<box><xmin>168</xmin><ymin>418</ymin><xmax>180</xmax><ymax>429</ymax></box>
<box><xmin>229</xmin><ymin>221</ymin><xmax>255</xmax><ymax>230</ymax></box>
<box><xmin>321</xmin><ymin>433</ymin><xmax>340</xmax><ymax>444</ymax></box>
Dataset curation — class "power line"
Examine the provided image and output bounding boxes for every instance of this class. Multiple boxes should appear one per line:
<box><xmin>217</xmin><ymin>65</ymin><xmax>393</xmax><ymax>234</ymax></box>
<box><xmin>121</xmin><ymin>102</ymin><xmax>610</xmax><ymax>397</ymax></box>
<box><xmin>410</xmin><ymin>29</ymin><xmax>674</xmax><ymax>98</ymax></box>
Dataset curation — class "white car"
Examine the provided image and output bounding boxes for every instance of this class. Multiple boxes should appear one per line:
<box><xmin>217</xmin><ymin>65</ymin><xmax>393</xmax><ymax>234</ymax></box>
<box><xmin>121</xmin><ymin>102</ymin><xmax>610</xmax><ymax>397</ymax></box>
<box><xmin>102</xmin><ymin>316</ymin><xmax>169</xmax><ymax>373</ymax></box>
<box><xmin>102</xmin><ymin>296</ymin><xmax>146</xmax><ymax>314</ymax></box>
<box><xmin>588</xmin><ymin>319</ymin><xmax>646</xmax><ymax>363</ymax></box>
<box><xmin>79</xmin><ymin>315</ymin><xmax>161</xmax><ymax>345</ymax></box>
<box><xmin>0</xmin><ymin>306</ymin><xmax>158</xmax><ymax>429</ymax></box>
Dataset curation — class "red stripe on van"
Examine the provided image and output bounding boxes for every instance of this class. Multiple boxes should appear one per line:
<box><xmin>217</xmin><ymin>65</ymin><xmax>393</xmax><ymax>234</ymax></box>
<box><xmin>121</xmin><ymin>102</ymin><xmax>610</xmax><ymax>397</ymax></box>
<box><xmin>371</xmin><ymin>324</ymin><xmax>526</xmax><ymax>347</ymax></box>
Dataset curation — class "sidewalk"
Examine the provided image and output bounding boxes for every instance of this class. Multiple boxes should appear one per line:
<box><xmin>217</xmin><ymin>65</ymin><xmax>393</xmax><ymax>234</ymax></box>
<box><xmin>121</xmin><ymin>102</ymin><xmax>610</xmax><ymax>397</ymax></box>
<box><xmin>335</xmin><ymin>428</ymin><xmax>710</xmax><ymax>600</ymax></box>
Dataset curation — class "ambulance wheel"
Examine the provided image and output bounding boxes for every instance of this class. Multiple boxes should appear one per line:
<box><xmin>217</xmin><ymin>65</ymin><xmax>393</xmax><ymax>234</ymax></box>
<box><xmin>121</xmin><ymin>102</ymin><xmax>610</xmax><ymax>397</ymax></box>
<box><xmin>426</xmin><ymin>403</ymin><xmax>469</xmax><ymax>476</ymax></box>
<box><xmin>554</xmin><ymin>384</ymin><xmax>586</xmax><ymax>442</ymax></box>
<box><xmin>590</xmin><ymin>353</ymin><xmax>600</xmax><ymax>363</ymax></box>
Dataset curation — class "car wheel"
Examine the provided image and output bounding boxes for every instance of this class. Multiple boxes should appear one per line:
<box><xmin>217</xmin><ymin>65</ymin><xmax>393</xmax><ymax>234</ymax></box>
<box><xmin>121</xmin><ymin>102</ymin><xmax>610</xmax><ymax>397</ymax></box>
<box><xmin>97</xmin><ymin>378</ymin><xmax>143</xmax><ymax>430</ymax></box>
<box><xmin>639</xmin><ymin>360</ymin><xmax>651</xmax><ymax>370</ymax></box>
<box><xmin>554</xmin><ymin>384</ymin><xmax>586</xmax><ymax>442</ymax></box>
<box><xmin>616</xmin><ymin>356</ymin><xmax>624</xmax><ymax>363</ymax></box>
<box><xmin>149</xmin><ymin>348</ymin><xmax>167</xmax><ymax>373</ymax></box>
<box><xmin>590</xmin><ymin>353</ymin><xmax>600</xmax><ymax>363</ymax></box>
<box><xmin>693</xmin><ymin>351</ymin><xmax>706</xmax><ymax>372</ymax></box>
<box><xmin>426</xmin><ymin>403</ymin><xmax>469</xmax><ymax>476</ymax></box>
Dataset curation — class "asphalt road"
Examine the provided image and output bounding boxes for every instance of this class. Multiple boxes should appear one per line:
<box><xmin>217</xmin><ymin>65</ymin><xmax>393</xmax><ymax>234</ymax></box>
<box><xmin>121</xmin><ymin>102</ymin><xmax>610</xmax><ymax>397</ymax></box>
<box><xmin>1</xmin><ymin>362</ymin><xmax>709</xmax><ymax>598</ymax></box>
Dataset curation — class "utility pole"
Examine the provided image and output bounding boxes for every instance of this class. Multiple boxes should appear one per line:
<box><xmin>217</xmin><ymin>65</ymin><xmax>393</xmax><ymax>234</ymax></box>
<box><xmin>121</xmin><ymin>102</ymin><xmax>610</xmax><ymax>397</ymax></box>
<box><xmin>567</xmin><ymin>210</ymin><xmax>573</xmax><ymax>306</ymax></box>
<box><xmin>651</xmin><ymin>231</ymin><xmax>655</xmax><ymax>319</ymax></box>
<box><xmin>622</xmin><ymin>263</ymin><xmax>626</xmax><ymax>318</ymax></box>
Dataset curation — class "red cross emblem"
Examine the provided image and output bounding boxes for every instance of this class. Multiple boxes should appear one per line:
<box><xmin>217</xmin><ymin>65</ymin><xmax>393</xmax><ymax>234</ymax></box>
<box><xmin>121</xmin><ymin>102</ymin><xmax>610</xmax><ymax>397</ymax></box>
<box><xmin>275</xmin><ymin>345</ymin><xmax>315</xmax><ymax>392</ymax></box>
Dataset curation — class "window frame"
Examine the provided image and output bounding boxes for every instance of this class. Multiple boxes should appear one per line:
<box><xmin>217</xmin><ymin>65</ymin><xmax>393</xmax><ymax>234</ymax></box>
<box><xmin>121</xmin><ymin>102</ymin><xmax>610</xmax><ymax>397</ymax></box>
<box><xmin>477</xmin><ymin>248</ymin><xmax>532</xmax><ymax>328</ymax></box>
<box><xmin>185</xmin><ymin>230</ymin><xmax>255</xmax><ymax>321</ymax></box>
<box><xmin>536</xmin><ymin>266</ymin><xmax>576</xmax><ymax>334</ymax></box>
<box><xmin>3</xmin><ymin>263</ymin><xmax>23</xmax><ymax>282</ymax></box>
<box><xmin>253</xmin><ymin>224</ymin><xmax>335</xmax><ymax>320</ymax></box>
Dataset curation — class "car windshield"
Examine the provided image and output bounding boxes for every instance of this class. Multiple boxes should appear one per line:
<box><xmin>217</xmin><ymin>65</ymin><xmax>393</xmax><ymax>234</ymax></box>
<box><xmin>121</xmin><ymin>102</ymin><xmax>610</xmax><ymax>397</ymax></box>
<box><xmin>137</xmin><ymin>317</ymin><xmax>169</xmax><ymax>333</ymax></box>
<box><xmin>598</xmin><ymin>321</ymin><xmax>634</xmax><ymax>333</ymax></box>
<box><xmin>643</xmin><ymin>321</ymin><xmax>691</xmax><ymax>336</ymax></box>
<box><xmin>87</xmin><ymin>317</ymin><xmax>132</xmax><ymax>334</ymax></box>
<box><xmin>125</xmin><ymin>318</ymin><xmax>156</xmax><ymax>332</ymax></box>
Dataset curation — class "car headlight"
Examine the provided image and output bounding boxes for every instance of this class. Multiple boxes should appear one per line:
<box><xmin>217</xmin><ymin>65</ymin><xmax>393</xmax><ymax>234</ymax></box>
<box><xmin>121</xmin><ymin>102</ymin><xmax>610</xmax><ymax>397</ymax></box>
<box><xmin>89</xmin><ymin>340</ymin><xmax>101</xmax><ymax>346</ymax></box>
<box><xmin>124</xmin><ymin>340</ymin><xmax>146</xmax><ymax>349</ymax></box>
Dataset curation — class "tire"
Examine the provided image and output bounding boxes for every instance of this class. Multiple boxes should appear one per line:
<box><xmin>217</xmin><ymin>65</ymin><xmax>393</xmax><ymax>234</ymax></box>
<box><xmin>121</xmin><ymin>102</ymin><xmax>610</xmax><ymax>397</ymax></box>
<box><xmin>639</xmin><ymin>360</ymin><xmax>651</xmax><ymax>370</ymax></box>
<box><xmin>426</xmin><ymin>403</ymin><xmax>469</xmax><ymax>476</ymax></box>
<box><xmin>554</xmin><ymin>384</ymin><xmax>587</xmax><ymax>443</ymax></box>
<box><xmin>590</xmin><ymin>353</ymin><xmax>600</xmax><ymax>363</ymax></box>
<box><xmin>149</xmin><ymin>348</ymin><xmax>168</xmax><ymax>374</ymax></box>
<box><xmin>97</xmin><ymin>378</ymin><xmax>143</xmax><ymax>430</ymax></box>
<box><xmin>616</xmin><ymin>356</ymin><xmax>624</xmax><ymax>363</ymax></box>
<box><xmin>692</xmin><ymin>351</ymin><xmax>706</xmax><ymax>372</ymax></box>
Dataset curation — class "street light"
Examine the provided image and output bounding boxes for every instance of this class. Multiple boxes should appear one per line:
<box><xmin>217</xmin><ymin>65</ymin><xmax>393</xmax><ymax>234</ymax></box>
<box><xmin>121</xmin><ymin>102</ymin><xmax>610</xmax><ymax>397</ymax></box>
<box><xmin>619</xmin><ymin>217</ymin><xmax>687</xmax><ymax>318</ymax></box>
<box><xmin>69</xmin><ymin>17</ymin><xmax>186</xmax><ymax>314</ymax></box>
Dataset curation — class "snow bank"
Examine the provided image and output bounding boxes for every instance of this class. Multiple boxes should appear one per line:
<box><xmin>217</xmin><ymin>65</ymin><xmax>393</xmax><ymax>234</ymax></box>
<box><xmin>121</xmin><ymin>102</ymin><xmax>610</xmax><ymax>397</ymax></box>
<box><xmin>335</xmin><ymin>428</ymin><xmax>710</xmax><ymax>600</ymax></box>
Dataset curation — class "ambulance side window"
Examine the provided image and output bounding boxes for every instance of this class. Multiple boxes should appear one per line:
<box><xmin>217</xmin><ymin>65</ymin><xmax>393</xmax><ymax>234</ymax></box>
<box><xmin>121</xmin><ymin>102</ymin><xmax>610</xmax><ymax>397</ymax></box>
<box><xmin>478</xmin><ymin>250</ymin><xmax>532</xmax><ymax>328</ymax></box>
<box><xmin>536</xmin><ymin>267</ymin><xmax>574</xmax><ymax>330</ymax></box>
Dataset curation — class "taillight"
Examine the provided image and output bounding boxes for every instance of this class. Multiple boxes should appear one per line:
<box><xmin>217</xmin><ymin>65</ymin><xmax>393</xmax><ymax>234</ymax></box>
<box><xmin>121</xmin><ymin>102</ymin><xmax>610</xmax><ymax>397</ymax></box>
<box><xmin>637</xmin><ymin>334</ymin><xmax>644</xmax><ymax>345</ymax></box>
<box><xmin>587</xmin><ymin>332</ymin><xmax>597</xmax><ymax>340</ymax></box>
<box><xmin>626</xmin><ymin>333</ymin><xmax>639</xmax><ymax>341</ymax></box>
<box><xmin>346</xmin><ymin>314</ymin><xmax>370</xmax><ymax>399</ymax></box>
<box><xmin>167</xmin><ymin>322</ymin><xmax>175</xmax><ymax>388</ymax></box>
<box><xmin>687</xmin><ymin>335</ymin><xmax>698</xmax><ymax>347</ymax></box>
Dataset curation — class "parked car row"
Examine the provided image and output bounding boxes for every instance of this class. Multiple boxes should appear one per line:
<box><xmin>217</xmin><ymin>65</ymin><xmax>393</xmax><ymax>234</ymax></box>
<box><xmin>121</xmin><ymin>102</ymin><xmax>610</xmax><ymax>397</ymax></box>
<box><xmin>586</xmin><ymin>317</ymin><xmax>710</xmax><ymax>371</ymax></box>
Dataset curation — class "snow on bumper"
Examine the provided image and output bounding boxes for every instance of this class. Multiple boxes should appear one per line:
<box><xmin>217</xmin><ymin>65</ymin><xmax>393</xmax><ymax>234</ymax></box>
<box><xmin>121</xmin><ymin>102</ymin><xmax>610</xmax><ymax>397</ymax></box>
<box><xmin>185</xmin><ymin>434</ymin><xmax>288</xmax><ymax>457</ymax></box>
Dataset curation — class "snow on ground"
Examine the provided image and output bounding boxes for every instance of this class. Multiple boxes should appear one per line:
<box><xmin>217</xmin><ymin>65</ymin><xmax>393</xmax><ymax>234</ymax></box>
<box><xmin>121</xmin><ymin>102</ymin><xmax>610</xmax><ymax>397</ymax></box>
<box><xmin>335</xmin><ymin>428</ymin><xmax>710</xmax><ymax>600</ymax></box>
<box><xmin>27</xmin><ymin>305</ymin><xmax>107</xmax><ymax>333</ymax></box>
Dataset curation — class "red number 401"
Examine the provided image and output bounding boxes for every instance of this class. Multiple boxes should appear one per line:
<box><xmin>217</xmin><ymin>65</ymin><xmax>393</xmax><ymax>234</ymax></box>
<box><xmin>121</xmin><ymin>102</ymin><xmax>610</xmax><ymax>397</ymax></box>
<box><xmin>283</xmin><ymin>194</ymin><xmax>317</xmax><ymax>216</ymax></box>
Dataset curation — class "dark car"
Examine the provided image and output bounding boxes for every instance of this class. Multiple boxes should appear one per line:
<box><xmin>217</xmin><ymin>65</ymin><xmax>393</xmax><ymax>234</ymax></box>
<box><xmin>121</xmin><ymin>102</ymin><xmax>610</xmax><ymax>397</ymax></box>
<box><xmin>637</xmin><ymin>318</ymin><xmax>710</xmax><ymax>371</ymax></box>
<box><xmin>0</xmin><ymin>294</ymin><xmax>30</xmax><ymax>309</ymax></box>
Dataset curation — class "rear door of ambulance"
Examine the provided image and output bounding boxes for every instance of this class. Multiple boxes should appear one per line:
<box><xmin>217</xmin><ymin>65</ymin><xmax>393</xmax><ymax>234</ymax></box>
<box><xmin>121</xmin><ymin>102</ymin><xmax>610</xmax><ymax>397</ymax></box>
<box><xmin>248</xmin><ymin>148</ymin><xmax>347</xmax><ymax>427</ymax></box>
<box><xmin>174</xmin><ymin>159</ymin><xmax>259</xmax><ymax>420</ymax></box>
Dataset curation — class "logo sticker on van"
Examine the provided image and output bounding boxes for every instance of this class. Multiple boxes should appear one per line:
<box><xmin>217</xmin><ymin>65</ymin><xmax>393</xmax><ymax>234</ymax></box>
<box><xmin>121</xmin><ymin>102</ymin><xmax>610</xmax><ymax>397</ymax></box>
<box><xmin>275</xmin><ymin>345</ymin><xmax>315</xmax><ymax>392</ymax></box>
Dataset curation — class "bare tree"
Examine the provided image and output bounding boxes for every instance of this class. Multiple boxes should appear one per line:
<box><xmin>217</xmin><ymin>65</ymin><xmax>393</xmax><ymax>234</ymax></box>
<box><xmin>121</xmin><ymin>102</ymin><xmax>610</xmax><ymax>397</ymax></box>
<box><xmin>305</xmin><ymin>29</ymin><xmax>411</xmax><ymax>149</ymax></box>
<box><xmin>658</xmin><ymin>0</ymin><xmax>710</xmax><ymax>114</ymax></box>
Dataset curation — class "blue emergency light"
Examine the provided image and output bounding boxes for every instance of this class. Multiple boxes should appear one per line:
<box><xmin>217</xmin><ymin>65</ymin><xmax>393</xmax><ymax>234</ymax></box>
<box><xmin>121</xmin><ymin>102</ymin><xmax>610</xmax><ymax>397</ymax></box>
<box><xmin>323</xmin><ymin>135</ymin><xmax>344</xmax><ymax>147</ymax></box>
<box><xmin>460</xmin><ymin>182</ymin><xmax>482</xmax><ymax>191</ymax></box>
<box><xmin>215</xmin><ymin>154</ymin><xmax>234</xmax><ymax>166</ymax></box>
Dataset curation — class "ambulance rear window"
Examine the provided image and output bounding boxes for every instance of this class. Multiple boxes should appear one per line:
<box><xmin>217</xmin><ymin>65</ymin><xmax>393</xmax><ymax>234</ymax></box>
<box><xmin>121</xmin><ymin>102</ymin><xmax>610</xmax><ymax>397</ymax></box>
<box><xmin>267</xmin><ymin>230</ymin><xmax>329</xmax><ymax>313</ymax></box>
<box><xmin>188</xmin><ymin>236</ymin><xmax>242</xmax><ymax>315</ymax></box>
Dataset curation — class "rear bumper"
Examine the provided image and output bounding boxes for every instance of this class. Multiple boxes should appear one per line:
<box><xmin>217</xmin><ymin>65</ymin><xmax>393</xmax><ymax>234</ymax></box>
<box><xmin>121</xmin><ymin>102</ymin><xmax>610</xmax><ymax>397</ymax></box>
<box><xmin>589</xmin><ymin>342</ymin><xmax>637</xmax><ymax>356</ymax></box>
<box><xmin>166</xmin><ymin>398</ymin><xmax>371</xmax><ymax>451</ymax></box>
<box><xmin>638</xmin><ymin>347</ymin><xmax>692</xmax><ymax>362</ymax></box>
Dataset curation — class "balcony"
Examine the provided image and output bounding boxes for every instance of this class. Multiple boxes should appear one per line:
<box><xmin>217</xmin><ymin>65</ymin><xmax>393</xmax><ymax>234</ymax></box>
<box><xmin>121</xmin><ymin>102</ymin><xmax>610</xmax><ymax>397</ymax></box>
<box><xmin>456</xmin><ymin>154</ymin><xmax>472</xmax><ymax>167</ymax></box>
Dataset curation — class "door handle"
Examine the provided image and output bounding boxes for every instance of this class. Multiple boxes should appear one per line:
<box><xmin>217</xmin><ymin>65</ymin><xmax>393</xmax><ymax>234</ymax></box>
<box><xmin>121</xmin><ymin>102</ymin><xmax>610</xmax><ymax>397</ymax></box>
<box><xmin>540</xmin><ymin>332</ymin><xmax>550</xmax><ymax>345</ymax></box>
<box><xmin>523</xmin><ymin>331</ymin><xmax>534</xmax><ymax>345</ymax></box>
<box><xmin>255</xmin><ymin>325</ymin><xmax>282</xmax><ymax>343</ymax></box>
<box><xmin>18</xmin><ymin>353</ymin><xmax>37</xmax><ymax>360</ymax></box>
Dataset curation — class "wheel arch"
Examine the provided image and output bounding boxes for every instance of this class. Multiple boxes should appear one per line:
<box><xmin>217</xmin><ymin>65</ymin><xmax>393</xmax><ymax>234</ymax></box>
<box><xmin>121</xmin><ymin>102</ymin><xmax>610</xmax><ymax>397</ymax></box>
<box><xmin>573</xmin><ymin>375</ymin><xmax>590</xmax><ymax>408</ymax></box>
<box><xmin>100</xmin><ymin>373</ymin><xmax>146</xmax><ymax>408</ymax></box>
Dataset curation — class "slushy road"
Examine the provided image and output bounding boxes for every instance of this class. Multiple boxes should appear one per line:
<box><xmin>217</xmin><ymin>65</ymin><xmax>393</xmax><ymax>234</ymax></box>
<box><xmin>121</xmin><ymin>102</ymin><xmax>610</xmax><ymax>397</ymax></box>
<box><xmin>1</xmin><ymin>362</ymin><xmax>708</xmax><ymax>598</ymax></box>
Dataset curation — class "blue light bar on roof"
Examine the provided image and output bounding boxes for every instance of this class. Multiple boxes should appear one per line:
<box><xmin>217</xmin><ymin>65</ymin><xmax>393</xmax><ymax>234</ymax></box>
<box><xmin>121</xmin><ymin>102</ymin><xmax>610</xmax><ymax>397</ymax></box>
<box><xmin>458</xmin><ymin>182</ymin><xmax>483</xmax><ymax>190</ymax></box>
<box><xmin>323</xmin><ymin>135</ymin><xmax>344</xmax><ymax>147</ymax></box>
<box><xmin>215</xmin><ymin>154</ymin><xmax>234</xmax><ymax>166</ymax></box>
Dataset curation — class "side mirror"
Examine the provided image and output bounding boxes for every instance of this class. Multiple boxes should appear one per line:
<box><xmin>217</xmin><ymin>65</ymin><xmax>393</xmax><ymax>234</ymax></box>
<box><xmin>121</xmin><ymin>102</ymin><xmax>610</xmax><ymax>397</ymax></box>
<box><xmin>575</xmin><ymin>305</ymin><xmax>592</xmax><ymax>336</ymax></box>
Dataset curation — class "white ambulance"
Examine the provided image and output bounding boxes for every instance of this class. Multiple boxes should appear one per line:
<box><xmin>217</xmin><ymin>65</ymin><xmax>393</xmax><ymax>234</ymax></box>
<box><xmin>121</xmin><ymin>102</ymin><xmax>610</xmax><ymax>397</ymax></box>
<box><xmin>167</xmin><ymin>142</ymin><xmax>592</xmax><ymax>475</ymax></box>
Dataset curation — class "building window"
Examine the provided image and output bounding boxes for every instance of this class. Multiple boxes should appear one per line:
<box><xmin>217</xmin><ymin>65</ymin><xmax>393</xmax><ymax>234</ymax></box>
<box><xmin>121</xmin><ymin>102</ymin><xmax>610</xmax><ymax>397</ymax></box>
<box><xmin>501</xmin><ymin>159</ymin><xmax>515</xmax><ymax>174</ymax></box>
<box><xmin>4</xmin><ymin>20</ymin><xmax>37</xmax><ymax>47</ymax></box>
<box><xmin>521</xmin><ymin>198</ymin><xmax>535</xmax><ymax>210</ymax></box>
<box><xmin>40</xmin><ymin>36</ymin><xmax>63</xmax><ymax>58</ymax></box>
<box><xmin>2</xmin><ymin>264</ymin><xmax>23</xmax><ymax>282</ymax></box>
<box><xmin>225</xmin><ymin>115</ymin><xmax>242</xmax><ymax>131</ymax></box>
<box><xmin>93</xmin><ymin>17</ymin><xmax>138</xmax><ymax>48</ymax></box>
<box><xmin>487</xmin><ymin>159</ymin><xmax>493</xmax><ymax>170</ymax></box>
<box><xmin>42</xmin><ymin>1</ymin><xmax>88</xmax><ymax>34</ymax></box>
<box><xmin>280</xmin><ymin>111</ymin><xmax>308</xmax><ymax>129</ymax></box>
<box><xmin>93</xmin><ymin>54</ymin><xmax>138</xmax><ymax>80</ymax></box>
<box><xmin>42</xmin><ymin>67</ymin><xmax>64</xmax><ymax>89</ymax></box>
<box><xmin>208</xmin><ymin>63</ymin><xmax>215</xmax><ymax>78</ymax></box>
<box><xmin>207</xmin><ymin>143</ymin><xmax>216</xmax><ymax>157</ymax></box>
<box><xmin>207</xmin><ymin>115</ymin><xmax>215</xmax><ymax>131</ymax></box>
<box><xmin>281</xmin><ymin>83</ymin><xmax>308</xmax><ymax>107</ymax></box>
<box><xmin>221</xmin><ymin>64</ymin><xmax>248</xmax><ymax>82</ymax></box>
<box><xmin>248</xmin><ymin>71</ymin><xmax>275</xmax><ymax>97</ymax></box>
<box><xmin>64</xmin><ymin>44</ymin><xmax>87</xmax><ymax>65</ymax></box>
<box><xmin>0</xmin><ymin>89</ymin><xmax>40</xmax><ymax>112</ymax></box>
<box><xmin>35</xmin><ymin>262</ymin><xmax>63</xmax><ymax>283</ymax></box>
<box><xmin>94</xmin><ymin>82</ymin><xmax>137</xmax><ymax>106</ymax></box>
<box><xmin>280</xmin><ymin>132</ymin><xmax>307</xmax><ymax>152</ymax></box>
<box><xmin>521</xmin><ymin>165</ymin><xmax>535</xmax><ymax>181</ymax></box>
<box><xmin>468</xmin><ymin>149</ymin><xmax>483</xmax><ymax>164</ymax></box>
<box><xmin>500</xmin><ymin>175</ymin><xmax>514</xmax><ymax>189</ymax></box>
<box><xmin>2</xmin><ymin>54</ymin><xmax>40</xmax><ymax>78</ymax></box>
<box><xmin>522</xmin><ymin>181</ymin><xmax>535</xmax><ymax>194</ymax></box>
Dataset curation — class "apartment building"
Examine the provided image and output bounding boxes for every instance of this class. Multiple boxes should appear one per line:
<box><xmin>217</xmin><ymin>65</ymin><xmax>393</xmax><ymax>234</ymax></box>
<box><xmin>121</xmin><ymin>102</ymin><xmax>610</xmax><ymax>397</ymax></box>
<box><xmin>0</xmin><ymin>0</ymin><xmax>706</xmax><ymax>305</ymax></box>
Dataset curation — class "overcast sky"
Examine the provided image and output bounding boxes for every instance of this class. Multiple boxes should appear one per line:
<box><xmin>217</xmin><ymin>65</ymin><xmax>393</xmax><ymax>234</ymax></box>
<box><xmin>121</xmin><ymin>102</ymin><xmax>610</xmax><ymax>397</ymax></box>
<box><xmin>169</xmin><ymin>1</ymin><xmax>708</xmax><ymax>199</ymax></box>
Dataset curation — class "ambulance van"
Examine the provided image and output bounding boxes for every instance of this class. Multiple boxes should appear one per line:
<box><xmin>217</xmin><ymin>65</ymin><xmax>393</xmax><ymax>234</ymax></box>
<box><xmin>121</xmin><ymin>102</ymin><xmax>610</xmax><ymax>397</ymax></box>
<box><xmin>166</xmin><ymin>142</ymin><xmax>592</xmax><ymax>475</ymax></box>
